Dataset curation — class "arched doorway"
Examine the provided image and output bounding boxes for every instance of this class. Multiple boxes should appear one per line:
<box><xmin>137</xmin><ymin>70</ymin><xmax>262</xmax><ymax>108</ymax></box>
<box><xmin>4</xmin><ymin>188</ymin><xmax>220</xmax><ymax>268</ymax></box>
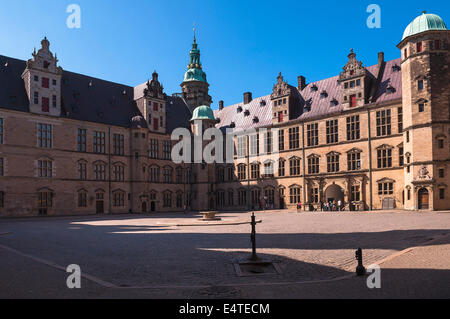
<box><xmin>418</xmin><ymin>188</ymin><xmax>429</xmax><ymax>210</ymax></box>
<box><xmin>141</xmin><ymin>201</ymin><xmax>147</xmax><ymax>214</ymax></box>
<box><xmin>325</xmin><ymin>184</ymin><xmax>345</xmax><ymax>204</ymax></box>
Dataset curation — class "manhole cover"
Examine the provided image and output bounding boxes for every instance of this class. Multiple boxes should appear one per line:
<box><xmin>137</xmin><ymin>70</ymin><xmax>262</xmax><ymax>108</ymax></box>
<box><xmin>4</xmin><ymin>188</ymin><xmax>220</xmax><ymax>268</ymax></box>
<box><xmin>234</xmin><ymin>262</ymin><xmax>282</xmax><ymax>277</ymax></box>
<box><xmin>195</xmin><ymin>286</ymin><xmax>240</xmax><ymax>298</ymax></box>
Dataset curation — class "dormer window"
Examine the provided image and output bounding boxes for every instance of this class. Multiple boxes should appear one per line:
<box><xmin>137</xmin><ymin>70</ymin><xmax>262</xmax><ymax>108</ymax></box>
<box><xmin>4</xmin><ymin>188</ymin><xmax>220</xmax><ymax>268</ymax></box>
<box><xmin>244</xmin><ymin>110</ymin><xmax>250</xmax><ymax>117</ymax></box>
<box><xmin>320</xmin><ymin>90</ymin><xmax>328</xmax><ymax>98</ymax></box>
<box><xmin>260</xmin><ymin>100</ymin><xmax>266</xmax><ymax>107</ymax></box>
<box><xmin>311</xmin><ymin>84</ymin><xmax>318</xmax><ymax>92</ymax></box>
<box><xmin>43</xmin><ymin>61</ymin><xmax>50</xmax><ymax>69</ymax></box>
<box><xmin>386</xmin><ymin>85</ymin><xmax>396</xmax><ymax>94</ymax></box>
<box><xmin>253</xmin><ymin>116</ymin><xmax>259</xmax><ymax>124</ymax></box>
<box><xmin>237</xmin><ymin>106</ymin><xmax>243</xmax><ymax>113</ymax></box>
<box><xmin>392</xmin><ymin>64</ymin><xmax>401</xmax><ymax>72</ymax></box>
<box><xmin>217</xmin><ymin>118</ymin><xmax>221</xmax><ymax>123</ymax></box>
<box><xmin>330</xmin><ymin>98</ymin><xmax>339</xmax><ymax>107</ymax></box>
<box><xmin>230</xmin><ymin>122</ymin><xmax>236</xmax><ymax>128</ymax></box>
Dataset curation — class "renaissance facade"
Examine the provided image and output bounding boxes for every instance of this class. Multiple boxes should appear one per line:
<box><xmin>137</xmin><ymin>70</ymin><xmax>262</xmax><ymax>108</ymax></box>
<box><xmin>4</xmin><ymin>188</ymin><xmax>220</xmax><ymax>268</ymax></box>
<box><xmin>0</xmin><ymin>13</ymin><xmax>449</xmax><ymax>216</ymax></box>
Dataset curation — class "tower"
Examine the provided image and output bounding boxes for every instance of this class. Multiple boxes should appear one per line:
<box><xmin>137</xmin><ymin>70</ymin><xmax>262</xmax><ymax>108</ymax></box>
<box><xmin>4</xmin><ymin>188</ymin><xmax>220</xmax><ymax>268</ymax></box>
<box><xmin>271</xmin><ymin>73</ymin><xmax>299</xmax><ymax>124</ymax></box>
<box><xmin>180</xmin><ymin>34</ymin><xmax>212</xmax><ymax>112</ymax></box>
<box><xmin>397</xmin><ymin>12</ymin><xmax>449</xmax><ymax>210</ymax></box>
<box><xmin>21</xmin><ymin>37</ymin><xmax>63</xmax><ymax>117</ymax></box>
<box><xmin>142</xmin><ymin>70</ymin><xmax>167</xmax><ymax>134</ymax></box>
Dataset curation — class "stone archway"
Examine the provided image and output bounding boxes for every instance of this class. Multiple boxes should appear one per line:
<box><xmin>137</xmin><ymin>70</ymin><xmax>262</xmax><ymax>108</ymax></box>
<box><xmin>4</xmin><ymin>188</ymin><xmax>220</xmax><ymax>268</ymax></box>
<box><xmin>325</xmin><ymin>183</ymin><xmax>345</xmax><ymax>204</ymax></box>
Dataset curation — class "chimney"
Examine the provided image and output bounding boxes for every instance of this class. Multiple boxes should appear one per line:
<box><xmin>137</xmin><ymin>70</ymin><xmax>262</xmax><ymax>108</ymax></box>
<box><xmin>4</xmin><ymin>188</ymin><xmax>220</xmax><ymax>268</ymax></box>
<box><xmin>244</xmin><ymin>92</ymin><xmax>252</xmax><ymax>104</ymax></box>
<box><xmin>297</xmin><ymin>76</ymin><xmax>307</xmax><ymax>90</ymax></box>
<box><xmin>378</xmin><ymin>52</ymin><xmax>384</xmax><ymax>66</ymax></box>
<box><xmin>219</xmin><ymin>100</ymin><xmax>224</xmax><ymax>110</ymax></box>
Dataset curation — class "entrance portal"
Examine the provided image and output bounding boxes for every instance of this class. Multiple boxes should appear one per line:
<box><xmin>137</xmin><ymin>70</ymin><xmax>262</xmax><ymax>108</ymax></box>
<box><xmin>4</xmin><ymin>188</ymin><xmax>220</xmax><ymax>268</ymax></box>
<box><xmin>141</xmin><ymin>201</ymin><xmax>147</xmax><ymax>214</ymax></box>
<box><xmin>150</xmin><ymin>201</ymin><xmax>156</xmax><ymax>212</ymax></box>
<box><xmin>418</xmin><ymin>188</ymin><xmax>429</xmax><ymax>210</ymax></box>
<box><xmin>325</xmin><ymin>184</ymin><xmax>345</xmax><ymax>204</ymax></box>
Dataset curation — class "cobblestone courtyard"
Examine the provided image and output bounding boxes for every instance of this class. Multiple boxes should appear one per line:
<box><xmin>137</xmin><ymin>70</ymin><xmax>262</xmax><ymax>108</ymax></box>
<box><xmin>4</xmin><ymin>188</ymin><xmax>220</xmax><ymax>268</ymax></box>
<box><xmin>1</xmin><ymin>210</ymin><xmax>449</xmax><ymax>298</ymax></box>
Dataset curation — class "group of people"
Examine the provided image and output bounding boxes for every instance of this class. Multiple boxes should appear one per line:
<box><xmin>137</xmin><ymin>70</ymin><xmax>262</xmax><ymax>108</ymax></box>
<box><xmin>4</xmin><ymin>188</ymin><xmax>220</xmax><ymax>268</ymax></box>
<box><xmin>321</xmin><ymin>200</ymin><xmax>346</xmax><ymax>211</ymax></box>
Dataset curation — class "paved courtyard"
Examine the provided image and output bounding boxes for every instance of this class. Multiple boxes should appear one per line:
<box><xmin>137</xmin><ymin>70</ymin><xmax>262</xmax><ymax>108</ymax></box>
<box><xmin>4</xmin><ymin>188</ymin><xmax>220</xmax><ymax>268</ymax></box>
<box><xmin>1</xmin><ymin>210</ymin><xmax>449</xmax><ymax>298</ymax></box>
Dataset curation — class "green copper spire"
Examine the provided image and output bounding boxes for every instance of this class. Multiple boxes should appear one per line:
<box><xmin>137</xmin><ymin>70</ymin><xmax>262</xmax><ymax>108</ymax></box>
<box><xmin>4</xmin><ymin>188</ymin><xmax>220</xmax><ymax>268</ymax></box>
<box><xmin>183</xmin><ymin>31</ymin><xmax>207</xmax><ymax>83</ymax></box>
<box><xmin>402</xmin><ymin>12</ymin><xmax>448</xmax><ymax>40</ymax></box>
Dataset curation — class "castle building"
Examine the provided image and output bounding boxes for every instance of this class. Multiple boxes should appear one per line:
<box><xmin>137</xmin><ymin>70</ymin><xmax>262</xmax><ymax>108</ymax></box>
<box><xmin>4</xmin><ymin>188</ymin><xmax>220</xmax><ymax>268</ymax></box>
<box><xmin>0</xmin><ymin>13</ymin><xmax>449</xmax><ymax>216</ymax></box>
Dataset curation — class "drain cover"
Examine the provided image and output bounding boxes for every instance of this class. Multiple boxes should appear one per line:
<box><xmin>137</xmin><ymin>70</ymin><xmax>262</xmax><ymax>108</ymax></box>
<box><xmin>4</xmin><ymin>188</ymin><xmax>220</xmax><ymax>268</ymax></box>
<box><xmin>234</xmin><ymin>262</ymin><xmax>281</xmax><ymax>277</ymax></box>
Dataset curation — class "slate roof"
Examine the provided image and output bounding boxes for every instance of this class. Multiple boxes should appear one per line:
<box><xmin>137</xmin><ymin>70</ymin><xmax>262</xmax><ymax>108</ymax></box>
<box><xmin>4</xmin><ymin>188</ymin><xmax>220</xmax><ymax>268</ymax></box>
<box><xmin>215</xmin><ymin>58</ymin><xmax>403</xmax><ymax>130</ymax></box>
<box><xmin>0</xmin><ymin>54</ymin><xmax>192</xmax><ymax>132</ymax></box>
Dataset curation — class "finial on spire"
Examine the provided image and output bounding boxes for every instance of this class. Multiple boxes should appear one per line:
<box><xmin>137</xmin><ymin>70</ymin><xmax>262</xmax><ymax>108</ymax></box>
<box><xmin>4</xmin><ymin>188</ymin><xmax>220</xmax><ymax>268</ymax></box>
<box><xmin>193</xmin><ymin>23</ymin><xmax>197</xmax><ymax>43</ymax></box>
<box><xmin>422</xmin><ymin>10</ymin><xmax>427</xmax><ymax>14</ymax></box>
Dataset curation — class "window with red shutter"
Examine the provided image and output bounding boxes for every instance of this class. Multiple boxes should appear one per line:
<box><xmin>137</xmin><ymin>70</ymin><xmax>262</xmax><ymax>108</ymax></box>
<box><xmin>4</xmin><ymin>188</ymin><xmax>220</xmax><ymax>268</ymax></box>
<box><xmin>42</xmin><ymin>77</ymin><xmax>49</xmax><ymax>88</ymax></box>
<box><xmin>153</xmin><ymin>119</ymin><xmax>159</xmax><ymax>130</ymax></box>
<box><xmin>350</xmin><ymin>95</ymin><xmax>357</xmax><ymax>107</ymax></box>
<box><xmin>153</xmin><ymin>102</ymin><xmax>159</xmax><ymax>111</ymax></box>
<box><xmin>42</xmin><ymin>97</ymin><xmax>49</xmax><ymax>112</ymax></box>
<box><xmin>417</xmin><ymin>42</ymin><xmax>422</xmax><ymax>53</ymax></box>
<box><xmin>435</xmin><ymin>40</ymin><xmax>440</xmax><ymax>50</ymax></box>
<box><xmin>278</xmin><ymin>112</ymin><xmax>283</xmax><ymax>123</ymax></box>
<box><xmin>404</xmin><ymin>49</ymin><xmax>408</xmax><ymax>59</ymax></box>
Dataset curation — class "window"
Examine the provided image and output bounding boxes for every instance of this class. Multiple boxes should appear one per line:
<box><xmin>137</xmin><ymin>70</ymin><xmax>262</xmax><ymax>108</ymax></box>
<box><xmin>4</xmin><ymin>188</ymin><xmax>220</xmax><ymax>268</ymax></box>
<box><xmin>149</xmin><ymin>139</ymin><xmax>159</xmax><ymax>159</ymax></box>
<box><xmin>238</xmin><ymin>164</ymin><xmax>246</xmax><ymax>180</ymax></box>
<box><xmin>399</xmin><ymin>147</ymin><xmax>404</xmax><ymax>166</ymax></box>
<box><xmin>176</xmin><ymin>192</ymin><xmax>183</xmax><ymax>208</ymax></box>
<box><xmin>351</xmin><ymin>185</ymin><xmax>361</xmax><ymax>202</ymax></box>
<box><xmin>251</xmin><ymin>163</ymin><xmax>260</xmax><ymax>179</ymax></box>
<box><xmin>438</xmin><ymin>138</ymin><xmax>445</xmax><ymax>149</ymax></box>
<box><xmin>278</xmin><ymin>129</ymin><xmax>285</xmax><ymax>151</ymax></box>
<box><xmin>38</xmin><ymin>191</ymin><xmax>53</xmax><ymax>208</ymax></box>
<box><xmin>37</xmin><ymin>124</ymin><xmax>52</xmax><ymax>148</ymax></box>
<box><xmin>376</xmin><ymin>110</ymin><xmax>391</xmax><ymax>137</ymax></box>
<box><xmin>327</xmin><ymin>153</ymin><xmax>340</xmax><ymax>173</ymax></box>
<box><xmin>238</xmin><ymin>189</ymin><xmax>247</xmax><ymax>206</ymax></box>
<box><xmin>439</xmin><ymin>188</ymin><xmax>445</xmax><ymax>200</ymax></box>
<box><xmin>52</xmin><ymin>79</ymin><xmax>57</xmax><ymax>86</ymax></box>
<box><xmin>404</xmin><ymin>48</ymin><xmax>408</xmax><ymax>59</ymax></box>
<box><xmin>418</xmin><ymin>80</ymin><xmax>424</xmax><ymax>91</ymax></box>
<box><xmin>42</xmin><ymin>77</ymin><xmax>49</xmax><ymax>88</ymax></box>
<box><xmin>41</xmin><ymin>97</ymin><xmax>49</xmax><ymax>112</ymax></box>
<box><xmin>162</xmin><ymin>141</ymin><xmax>171</xmax><ymax>160</ymax></box>
<box><xmin>398</xmin><ymin>108</ymin><xmax>403</xmax><ymax>133</ymax></box>
<box><xmin>0</xmin><ymin>118</ymin><xmax>3</xmax><ymax>144</ymax></box>
<box><xmin>113</xmin><ymin>134</ymin><xmax>125</xmax><ymax>156</ymax></box>
<box><xmin>419</xmin><ymin>103</ymin><xmax>425</xmax><ymax>113</ymax></box>
<box><xmin>263</xmin><ymin>162</ymin><xmax>274</xmax><ymax>177</ymax></box>
<box><xmin>265</xmin><ymin>188</ymin><xmax>275</xmax><ymax>205</ymax></box>
<box><xmin>438</xmin><ymin>168</ymin><xmax>445</xmax><ymax>178</ymax></box>
<box><xmin>34</xmin><ymin>75</ymin><xmax>39</xmax><ymax>82</ymax></box>
<box><xmin>249</xmin><ymin>134</ymin><xmax>259</xmax><ymax>156</ymax></box>
<box><xmin>78</xmin><ymin>162</ymin><xmax>87</xmax><ymax>180</ymax></box>
<box><xmin>326</xmin><ymin>120</ymin><xmax>338</xmax><ymax>144</ymax></box>
<box><xmin>377</xmin><ymin>147</ymin><xmax>393</xmax><ymax>168</ymax></box>
<box><xmin>347</xmin><ymin>151</ymin><xmax>361</xmax><ymax>171</ymax></box>
<box><xmin>350</xmin><ymin>95</ymin><xmax>357</xmax><ymax>107</ymax></box>
<box><xmin>435</xmin><ymin>40</ymin><xmax>440</xmax><ymax>50</ymax></box>
<box><xmin>149</xmin><ymin>166</ymin><xmax>160</xmax><ymax>183</ymax></box>
<box><xmin>310</xmin><ymin>188</ymin><xmax>319</xmax><ymax>204</ymax></box>
<box><xmin>77</xmin><ymin>129</ymin><xmax>86</xmax><ymax>152</ymax></box>
<box><xmin>416</xmin><ymin>42</ymin><xmax>423</xmax><ymax>53</ymax></box>
<box><xmin>0</xmin><ymin>158</ymin><xmax>3</xmax><ymax>176</ymax></box>
<box><xmin>0</xmin><ymin>191</ymin><xmax>3</xmax><ymax>208</ymax></box>
<box><xmin>163</xmin><ymin>167</ymin><xmax>173</xmax><ymax>183</ymax></box>
<box><xmin>307</xmin><ymin>123</ymin><xmax>319</xmax><ymax>146</ymax></box>
<box><xmin>227</xmin><ymin>166</ymin><xmax>234</xmax><ymax>181</ymax></box>
<box><xmin>94</xmin><ymin>162</ymin><xmax>106</xmax><ymax>181</ymax></box>
<box><xmin>237</xmin><ymin>136</ymin><xmax>246</xmax><ymax>157</ymax></box>
<box><xmin>163</xmin><ymin>192</ymin><xmax>172</xmax><ymax>208</ymax></box>
<box><xmin>38</xmin><ymin>160</ymin><xmax>53</xmax><ymax>178</ymax></box>
<box><xmin>78</xmin><ymin>191</ymin><xmax>87</xmax><ymax>208</ymax></box>
<box><xmin>289</xmin><ymin>186</ymin><xmax>301</xmax><ymax>204</ymax></box>
<box><xmin>113</xmin><ymin>191</ymin><xmax>125</xmax><ymax>207</ymax></box>
<box><xmin>93</xmin><ymin>131</ymin><xmax>106</xmax><ymax>154</ymax></box>
<box><xmin>378</xmin><ymin>182</ymin><xmax>394</xmax><ymax>195</ymax></box>
<box><xmin>176</xmin><ymin>167</ymin><xmax>184</xmax><ymax>184</ymax></box>
<box><xmin>308</xmin><ymin>156</ymin><xmax>319</xmax><ymax>174</ymax></box>
<box><xmin>34</xmin><ymin>92</ymin><xmax>39</xmax><ymax>105</ymax></box>
<box><xmin>264</xmin><ymin>132</ymin><xmax>272</xmax><ymax>154</ymax></box>
<box><xmin>228</xmin><ymin>190</ymin><xmax>234</xmax><ymax>206</ymax></box>
<box><xmin>290</xmin><ymin>157</ymin><xmax>301</xmax><ymax>176</ymax></box>
<box><xmin>278</xmin><ymin>159</ymin><xmax>285</xmax><ymax>177</ymax></box>
<box><xmin>113</xmin><ymin>164</ymin><xmax>124</xmax><ymax>181</ymax></box>
<box><xmin>289</xmin><ymin>127</ymin><xmax>299</xmax><ymax>150</ymax></box>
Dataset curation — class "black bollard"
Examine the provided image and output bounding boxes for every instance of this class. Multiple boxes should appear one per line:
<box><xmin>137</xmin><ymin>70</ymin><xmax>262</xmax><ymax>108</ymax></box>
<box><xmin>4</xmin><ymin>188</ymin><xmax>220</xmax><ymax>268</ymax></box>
<box><xmin>355</xmin><ymin>248</ymin><xmax>366</xmax><ymax>276</ymax></box>
<box><xmin>249</xmin><ymin>213</ymin><xmax>258</xmax><ymax>261</ymax></box>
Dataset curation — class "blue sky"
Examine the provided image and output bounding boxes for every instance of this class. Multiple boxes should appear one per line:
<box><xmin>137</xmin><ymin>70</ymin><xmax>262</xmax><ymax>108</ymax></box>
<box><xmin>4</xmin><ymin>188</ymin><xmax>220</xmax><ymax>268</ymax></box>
<box><xmin>0</xmin><ymin>0</ymin><xmax>448</xmax><ymax>109</ymax></box>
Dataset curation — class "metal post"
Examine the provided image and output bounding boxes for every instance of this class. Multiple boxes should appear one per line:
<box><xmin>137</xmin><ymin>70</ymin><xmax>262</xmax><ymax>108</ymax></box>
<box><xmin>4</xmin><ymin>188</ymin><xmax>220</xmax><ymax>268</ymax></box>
<box><xmin>250</xmin><ymin>212</ymin><xmax>258</xmax><ymax>261</ymax></box>
<box><xmin>355</xmin><ymin>248</ymin><xmax>366</xmax><ymax>276</ymax></box>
